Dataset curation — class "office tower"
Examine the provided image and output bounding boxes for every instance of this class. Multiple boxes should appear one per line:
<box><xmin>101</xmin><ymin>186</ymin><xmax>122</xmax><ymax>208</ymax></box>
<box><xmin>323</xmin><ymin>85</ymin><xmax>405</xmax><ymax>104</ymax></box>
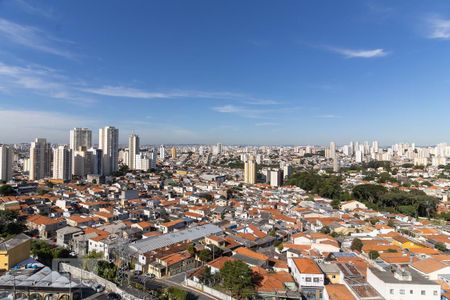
<box><xmin>371</xmin><ymin>141</ymin><xmax>379</xmax><ymax>154</ymax></box>
<box><xmin>217</xmin><ymin>143</ymin><xmax>223</xmax><ymax>154</ymax></box>
<box><xmin>261</xmin><ymin>168</ymin><xmax>271</xmax><ymax>184</ymax></box>
<box><xmin>244</xmin><ymin>155</ymin><xmax>257</xmax><ymax>184</ymax></box>
<box><xmin>329</xmin><ymin>141</ymin><xmax>336</xmax><ymax>159</ymax></box>
<box><xmin>150</xmin><ymin>150</ymin><xmax>157</xmax><ymax>169</ymax></box>
<box><xmin>29</xmin><ymin>138</ymin><xmax>51</xmax><ymax>180</ymax></box>
<box><xmin>0</xmin><ymin>145</ymin><xmax>13</xmax><ymax>182</ymax></box>
<box><xmin>355</xmin><ymin>150</ymin><xmax>363</xmax><ymax>163</ymax></box>
<box><xmin>135</xmin><ymin>153</ymin><xmax>151</xmax><ymax>171</ymax></box>
<box><xmin>270</xmin><ymin>169</ymin><xmax>283</xmax><ymax>187</ymax></box>
<box><xmin>171</xmin><ymin>147</ymin><xmax>177</xmax><ymax>159</ymax></box>
<box><xmin>198</xmin><ymin>146</ymin><xmax>204</xmax><ymax>156</ymax></box>
<box><xmin>159</xmin><ymin>145</ymin><xmax>165</xmax><ymax>160</ymax></box>
<box><xmin>99</xmin><ymin>126</ymin><xmax>119</xmax><ymax>175</ymax></box>
<box><xmin>128</xmin><ymin>133</ymin><xmax>140</xmax><ymax>170</ymax></box>
<box><xmin>69</xmin><ymin>128</ymin><xmax>92</xmax><ymax>150</ymax></box>
<box><xmin>282</xmin><ymin>164</ymin><xmax>292</xmax><ymax>179</ymax></box>
<box><xmin>89</xmin><ymin>148</ymin><xmax>103</xmax><ymax>175</ymax></box>
<box><xmin>53</xmin><ymin>146</ymin><xmax>72</xmax><ymax>181</ymax></box>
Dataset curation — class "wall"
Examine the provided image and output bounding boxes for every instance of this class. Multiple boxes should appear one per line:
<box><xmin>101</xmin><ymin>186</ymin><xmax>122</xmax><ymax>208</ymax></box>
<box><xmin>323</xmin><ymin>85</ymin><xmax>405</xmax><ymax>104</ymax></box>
<box><xmin>60</xmin><ymin>263</ymin><xmax>141</xmax><ymax>300</ymax></box>
<box><xmin>185</xmin><ymin>278</ymin><xmax>236</xmax><ymax>300</ymax></box>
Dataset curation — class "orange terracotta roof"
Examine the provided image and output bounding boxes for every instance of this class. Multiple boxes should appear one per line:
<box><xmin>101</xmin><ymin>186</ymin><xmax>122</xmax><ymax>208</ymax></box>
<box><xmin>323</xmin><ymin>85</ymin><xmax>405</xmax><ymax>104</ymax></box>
<box><xmin>291</xmin><ymin>258</ymin><xmax>322</xmax><ymax>274</ymax></box>
<box><xmin>325</xmin><ymin>284</ymin><xmax>356</xmax><ymax>300</ymax></box>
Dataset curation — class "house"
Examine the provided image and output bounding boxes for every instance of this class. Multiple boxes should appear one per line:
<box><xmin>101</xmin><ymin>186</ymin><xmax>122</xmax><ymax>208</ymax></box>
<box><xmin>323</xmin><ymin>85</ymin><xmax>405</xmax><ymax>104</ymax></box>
<box><xmin>159</xmin><ymin>219</ymin><xmax>186</xmax><ymax>233</ymax></box>
<box><xmin>56</xmin><ymin>226</ymin><xmax>83</xmax><ymax>248</ymax></box>
<box><xmin>288</xmin><ymin>257</ymin><xmax>324</xmax><ymax>298</ymax></box>
<box><xmin>131</xmin><ymin>221</ymin><xmax>154</xmax><ymax>233</ymax></box>
<box><xmin>0</xmin><ymin>234</ymin><xmax>31</xmax><ymax>271</ymax></box>
<box><xmin>207</xmin><ymin>256</ymin><xmax>237</xmax><ymax>274</ymax></box>
<box><xmin>148</xmin><ymin>251</ymin><xmax>195</xmax><ymax>278</ymax></box>
<box><xmin>26</xmin><ymin>215</ymin><xmax>66</xmax><ymax>238</ymax></box>
<box><xmin>340</xmin><ymin>200</ymin><xmax>367</xmax><ymax>211</ymax></box>
<box><xmin>318</xmin><ymin>263</ymin><xmax>342</xmax><ymax>284</ymax></box>
<box><xmin>323</xmin><ymin>284</ymin><xmax>356</xmax><ymax>300</ymax></box>
<box><xmin>232</xmin><ymin>247</ymin><xmax>269</xmax><ymax>267</ymax></box>
<box><xmin>411</xmin><ymin>258</ymin><xmax>450</xmax><ymax>280</ymax></box>
<box><xmin>367</xmin><ymin>266</ymin><xmax>440</xmax><ymax>300</ymax></box>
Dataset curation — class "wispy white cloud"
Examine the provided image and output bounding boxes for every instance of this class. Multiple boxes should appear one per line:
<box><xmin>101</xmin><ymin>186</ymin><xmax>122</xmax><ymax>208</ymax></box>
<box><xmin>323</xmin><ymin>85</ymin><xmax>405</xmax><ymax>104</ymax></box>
<box><xmin>426</xmin><ymin>16</ymin><xmax>450</xmax><ymax>40</ymax></box>
<box><xmin>314</xmin><ymin>114</ymin><xmax>342</xmax><ymax>119</ymax></box>
<box><xmin>0</xmin><ymin>62</ymin><xmax>94</xmax><ymax>105</ymax></box>
<box><xmin>0</xmin><ymin>109</ymin><xmax>94</xmax><ymax>143</ymax></box>
<box><xmin>212</xmin><ymin>104</ymin><xmax>298</xmax><ymax>118</ymax></box>
<box><xmin>82</xmin><ymin>85</ymin><xmax>280</xmax><ymax>104</ymax></box>
<box><xmin>13</xmin><ymin>0</ymin><xmax>56</xmax><ymax>19</ymax></box>
<box><xmin>328</xmin><ymin>47</ymin><xmax>388</xmax><ymax>58</ymax></box>
<box><xmin>0</xmin><ymin>18</ymin><xmax>75</xmax><ymax>59</ymax></box>
<box><xmin>255</xmin><ymin>122</ymin><xmax>278</xmax><ymax>127</ymax></box>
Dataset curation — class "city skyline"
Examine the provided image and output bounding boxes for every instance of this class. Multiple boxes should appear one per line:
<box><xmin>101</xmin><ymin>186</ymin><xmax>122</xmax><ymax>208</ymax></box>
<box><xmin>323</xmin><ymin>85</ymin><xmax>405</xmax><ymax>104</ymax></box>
<box><xmin>2</xmin><ymin>1</ymin><xmax>450</xmax><ymax>144</ymax></box>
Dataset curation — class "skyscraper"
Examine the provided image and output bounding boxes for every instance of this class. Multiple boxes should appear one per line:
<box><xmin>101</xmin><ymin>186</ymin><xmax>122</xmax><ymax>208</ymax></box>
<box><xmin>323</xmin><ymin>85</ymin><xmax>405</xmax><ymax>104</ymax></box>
<box><xmin>244</xmin><ymin>155</ymin><xmax>257</xmax><ymax>184</ymax></box>
<box><xmin>270</xmin><ymin>169</ymin><xmax>283</xmax><ymax>187</ymax></box>
<box><xmin>128</xmin><ymin>133</ymin><xmax>140</xmax><ymax>170</ymax></box>
<box><xmin>329</xmin><ymin>141</ymin><xmax>336</xmax><ymax>159</ymax></box>
<box><xmin>69</xmin><ymin>128</ymin><xmax>92</xmax><ymax>150</ymax></box>
<box><xmin>99</xmin><ymin>126</ymin><xmax>119</xmax><ymax>175</ymax></box>
<box><xmin>171</xmin><ymin>147</ymin><xmax>177</xmax><ymax>159</ymax></box>
<box><xmin>0</xmin><ymin>145</ymin><xmax>13</xmax><ymax>182</ymax></box>
<box><xmin>30</xmin><ymin>138</ymin><xmax>51</xmax><ymax>180</ymax></box>
<box><xmin>53</xmin><ymin>145</ymin><xmax>72</xmax><ymax>181</ymax></box>
<box><xmin>159</xmin><ymin>145</ymin><xmax>165</xmax><ymax>161</ymax></box>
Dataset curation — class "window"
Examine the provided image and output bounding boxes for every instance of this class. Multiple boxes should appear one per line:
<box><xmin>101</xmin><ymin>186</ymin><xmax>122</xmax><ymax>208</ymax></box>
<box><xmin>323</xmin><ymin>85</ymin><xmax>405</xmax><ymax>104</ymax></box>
<box><xmin>410</xmin><ymin>290</ymin><xmax>413</xmax><ymax>294</ymax></box>
<box><xmin>305</xmin><ymin>277</ymin><xmax>312</xmax><ymax>282</ymax></box>
<box><xmin>313</xmin><ymin>278</ymin><xmax>319</xmax><ymax>282</ymax></box>
<box><xmin>434</xmin><ymin>291</ymin><xmax>438</xmax><ymax>296</ymax></box>
<box><xmin>390</xmin><ymin>289</ymin><xmax>394</xmax><ymax>295</ymax></box>
<box><xmin>332</xmin><ymin>275</ymin><xmax>336</xmax><ymax>278</ymax></box>
<box><xmin>421</xmin><ymin>290</ymin><xmax>426</xmax><ymax>295</ymax></box>
<box><xmin>400</xmin><ymin>289</ymin><xmax>405</xmax><ymax>295</ymax></box>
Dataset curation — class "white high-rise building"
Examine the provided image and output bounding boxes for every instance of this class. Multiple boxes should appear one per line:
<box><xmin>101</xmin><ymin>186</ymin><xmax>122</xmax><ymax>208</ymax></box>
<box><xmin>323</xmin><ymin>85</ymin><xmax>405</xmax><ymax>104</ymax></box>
<box><xmin>329</xmin><ymin>141</ymin><xmax>336</xmax><ymax>159</ymax></box>
<box><xmin>29</xmin><ymin>138</ymin><xmax>51</xmax><ymax>180</ymax></box>
<box><xmin>99</xmin><ymin>126</ymin><xmax>119</xmax><ymax>175</ymax></box>
<box><xmin>128</xmin><ymin>133</ymin><xmax>140</xmax><ymax>170</ymax></box>
<box><xmin>244</xmin><ymin>156</ymin><xmax>257</xmax><ymax>184</ymax></box>
<box><xmin>270</xmin><ymin>169</ymin><xmax>283</xmax><ymax>187</ymax></box>
<box><xmin>0</xmin><ymin>145</ymin><xmax>13</xmax><ymax>182</ymax></box>
<box><xmin>53</xmin><ymin>145</ymin><xmax>72</xmax><ymax>181</ymax></box>
<box><xmin>69</xmin><ymin>128</ymin><xmax>92</xmax><ymax>150</ymax></box>
<box><xmin>159</xmin><ymin>145</ymin><xmax>165</xmax><ymax>161</ymax></box>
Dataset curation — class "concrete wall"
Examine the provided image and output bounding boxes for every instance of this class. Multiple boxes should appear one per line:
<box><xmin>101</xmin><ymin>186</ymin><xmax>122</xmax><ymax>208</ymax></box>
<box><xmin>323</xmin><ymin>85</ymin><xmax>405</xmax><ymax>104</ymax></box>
<box><xmin>60</xmin><ymin>263</ymin><xmax>141</xmax><ymax>300</ymax></box>
<box><xmin>185</xmin><ymin>278</ymin><xmax>235</xmax><ymax>300</ymax></box>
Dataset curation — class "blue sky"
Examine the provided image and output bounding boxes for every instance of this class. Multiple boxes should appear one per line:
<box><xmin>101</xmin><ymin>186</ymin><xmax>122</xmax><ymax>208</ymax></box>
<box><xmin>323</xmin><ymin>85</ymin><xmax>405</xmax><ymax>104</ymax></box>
<box><xmin>1</xmin><ymin>0</ymin><xmax>450</xmax><ymax>145</ymax></box>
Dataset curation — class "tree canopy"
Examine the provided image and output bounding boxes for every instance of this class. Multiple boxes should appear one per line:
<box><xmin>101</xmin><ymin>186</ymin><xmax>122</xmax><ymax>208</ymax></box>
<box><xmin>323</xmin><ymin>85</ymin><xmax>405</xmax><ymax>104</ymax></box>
<box><xmin>286</xmin><ymin>172</ymin><xmax>343</xmax><ymax>200</ymax></box>
<box><xmin>220</xmin><ymin>261</ymin><xmax>255</xmax><ymax>299</ymax></box>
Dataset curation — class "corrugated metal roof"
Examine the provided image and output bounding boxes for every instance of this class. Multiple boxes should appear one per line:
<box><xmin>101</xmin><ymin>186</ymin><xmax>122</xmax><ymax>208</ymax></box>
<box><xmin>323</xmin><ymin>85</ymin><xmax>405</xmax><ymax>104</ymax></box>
<box><xmin>129</xmin><ymin>224</ymin><xmax>222</xmax><ymax>254</ymax></box>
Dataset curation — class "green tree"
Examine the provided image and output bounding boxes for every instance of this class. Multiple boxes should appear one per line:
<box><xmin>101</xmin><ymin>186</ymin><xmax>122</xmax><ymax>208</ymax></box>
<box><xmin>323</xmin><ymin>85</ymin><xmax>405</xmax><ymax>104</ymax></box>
<box><xmin>0</xmin><ymin>211</ymin><xmax>25</xmax><ymax>237</ymax></box>
<box><xmin>351</xmin><ymin>238</ymin><xmax>363</xmax><ymax>252</ymax></box>
<box><xmin>97</xmin><ymin>260</ymin><xmax>117</xmax><ymax>281</ymax></box>
<box><xmin>0</xmin><ymin>185</ymin><xmax>14</xmax><ymax>196</ymax></box>
<box><xmin>435</xmin><ymin>242</ymin><xmax>447</xmax><ymax>252</ymax></box>
<box><xmin>220</xmin><ymin>261</ymin><xmax>255</xmax><ymax>299</ymax></box>
<box><xmin>187</xmin><ymin>243</ymin><xmax>196</xmax><ymax>256</ymax></box>
<box><xmin>198</xmin><ymin>249</ymin><xmax>213</xmax><ymax>262</ymax></box>
<box><xmin>369</xmin><ymin>250</ymin><xmax>380</xmax><ymax>260</ymax></box>
<box><xmin>160</xmin><ymin>287</ymin><xmax>187</xmax><ymax>300</ymax></box>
